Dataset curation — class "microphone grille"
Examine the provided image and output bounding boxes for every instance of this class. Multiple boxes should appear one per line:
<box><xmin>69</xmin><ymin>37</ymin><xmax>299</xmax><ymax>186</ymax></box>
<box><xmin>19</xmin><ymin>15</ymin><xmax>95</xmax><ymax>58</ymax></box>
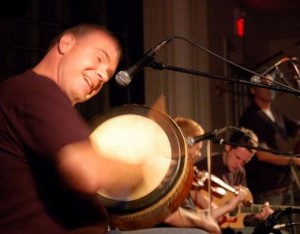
<box><xmin>115</xmin><ymin>70</ymin><xmax>132</xmax><ymax>86</ymax></box>
<box><xmin>186</xmin><ymin>137</ymin><xmax>195</xmax><ymax>146</ymax></box>
<box><xmin>250</xmin><ymin>75</ymin><xmax>260</xmax><ymax>83</ymax></box>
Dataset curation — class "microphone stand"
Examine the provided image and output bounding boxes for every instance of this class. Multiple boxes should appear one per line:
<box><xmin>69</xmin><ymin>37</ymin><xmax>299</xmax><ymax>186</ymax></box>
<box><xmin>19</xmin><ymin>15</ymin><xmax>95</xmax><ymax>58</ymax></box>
<box><xmin>148</xmin><ymin>59</ymin><xmax>300</xmax><ymax>219</ymax></box>
<box><xmin>206</xmin><ymin>140</ymin><xmax>213</xmax><ymax>217</ymax></box>
<box><xmin>148</xmin><ymin>61</ymin><xmax>300</xmax><ymax>97</ymax></box>
<box><xmin>213</xmin><ymin>136</ymin><xmax>300</xmax><ymax>192</ymax></box>
<box><xmin>212</xmin><ymin>138</ymin><xmax>300</xmax><ymax>157</ymax></box>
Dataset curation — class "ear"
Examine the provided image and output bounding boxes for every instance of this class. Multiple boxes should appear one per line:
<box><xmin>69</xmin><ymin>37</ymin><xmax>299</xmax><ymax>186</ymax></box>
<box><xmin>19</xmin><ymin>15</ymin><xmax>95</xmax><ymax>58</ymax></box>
<box><xmin>58</xmin><ymin>34</ymin><xmax>75</xmax><ymax>55</ymax></box>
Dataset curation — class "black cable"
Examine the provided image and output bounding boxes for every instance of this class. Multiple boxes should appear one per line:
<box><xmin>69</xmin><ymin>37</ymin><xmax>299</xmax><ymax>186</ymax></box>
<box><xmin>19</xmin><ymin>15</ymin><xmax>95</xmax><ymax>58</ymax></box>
<box><xmin>252</xmin><ymin>207</ymin><xmax>300</xmax><ymax>234</ymax></box>
<box><xmin>169</xmin><ymin>36</ymin><xmax>299</xmax><ymax>94</ymax></box>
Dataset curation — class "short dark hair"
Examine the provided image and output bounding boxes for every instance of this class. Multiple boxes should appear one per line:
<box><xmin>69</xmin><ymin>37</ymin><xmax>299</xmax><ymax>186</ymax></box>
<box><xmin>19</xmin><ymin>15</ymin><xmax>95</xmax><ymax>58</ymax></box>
<box><xmin>229</xmin><ymin>127</ymin><xmax>258</xmax><ymax>153</ymax></box>
<box><xmin>48</xmin><ymin>23</ymin><xmax>122</xmax><ymax>55</ymax></box>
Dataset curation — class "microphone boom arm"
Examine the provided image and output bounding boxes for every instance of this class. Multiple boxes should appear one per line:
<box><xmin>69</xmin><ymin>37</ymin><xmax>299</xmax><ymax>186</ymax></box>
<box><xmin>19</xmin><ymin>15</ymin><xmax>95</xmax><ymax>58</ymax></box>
<box><xmin>215</xmin><ymin>138</ymin><xmax>300</xmax><ymax>157</ymax></box>
<box><xmin>149</xmin><ymin>61</ymin><xmax>300</xmax><ymax>97</ymax></box>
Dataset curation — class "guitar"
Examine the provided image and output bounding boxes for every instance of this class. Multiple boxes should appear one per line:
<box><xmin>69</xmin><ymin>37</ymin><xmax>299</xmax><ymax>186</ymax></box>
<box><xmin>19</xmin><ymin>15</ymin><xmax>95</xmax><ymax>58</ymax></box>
<box><xmin>193</xmin><ymin>170</ymin><xmax>298</xmax><ymax>229</ymax></box>
<box><xmin>220</xmin><ymin>202</ymin><xmax>300</xmax><ymax>229</ymax></box>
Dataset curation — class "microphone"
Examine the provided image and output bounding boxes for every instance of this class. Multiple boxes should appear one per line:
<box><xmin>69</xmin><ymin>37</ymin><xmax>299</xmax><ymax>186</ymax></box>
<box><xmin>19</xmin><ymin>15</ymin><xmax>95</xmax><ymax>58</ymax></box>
<box><xmin>261</xmin><ymin>57</ymin><xmax>290</xmax><ymax>76</ymax></box>
<box><xmin>251</xmin><ymin>68</ymin><xmax>284</xmax><ymax>82</ymax></box>
<box><xmin>250</xmin><ymin>75</ymin><xmax>261</xmax><ymax>83</ymax></box>
<box><xmin>186</xmin><ymin>127</ymin><xmax>227</xmax><ymax>146</ymax></box>
<box><xmin>250</xmin><ymin>57</ymin><xmax>291</xmax><ymax>84</ymax></box>
<box><xmin>115</xmin><ymin>37</ymin><xmax>173</xmax><ymax>86</ymax></box>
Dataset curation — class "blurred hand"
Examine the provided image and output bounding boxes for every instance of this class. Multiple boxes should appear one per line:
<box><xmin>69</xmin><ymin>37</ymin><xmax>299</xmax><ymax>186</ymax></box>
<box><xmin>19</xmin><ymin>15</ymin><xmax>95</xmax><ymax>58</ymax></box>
<box><xmin>227</xmin><ymin>186</ymin><xmax>248</xmax><ymax>211</ymax></box>
<box><xmin>178</xmin><ymin>207</ymin><xmax>221</xmax><ymax>234</ymax></box>
<box><xmin>201</xmin><ymin>214</ymin><xmax>222</xmax><ymax>234</ymax></box>
<box><xmin>254</xmin><ymin>201</ymin><xmax>274</xmax><ymax>220</ymax></box>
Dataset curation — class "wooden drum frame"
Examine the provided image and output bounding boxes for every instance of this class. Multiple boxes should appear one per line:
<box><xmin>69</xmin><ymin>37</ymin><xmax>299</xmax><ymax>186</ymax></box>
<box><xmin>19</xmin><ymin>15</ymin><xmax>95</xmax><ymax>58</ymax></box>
<box><xmin>89</xmin><ymin>104</ymin><xmax>193</xmax><ymax>230</ymax></box>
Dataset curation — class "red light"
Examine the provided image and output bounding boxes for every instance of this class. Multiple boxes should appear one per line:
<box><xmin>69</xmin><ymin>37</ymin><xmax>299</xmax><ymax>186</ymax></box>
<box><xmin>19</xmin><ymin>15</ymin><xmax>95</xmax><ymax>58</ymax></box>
<box><xmin>236</xmin><ymin>17</ymin><xmax>245</xmax><ymax>37</ymax></box>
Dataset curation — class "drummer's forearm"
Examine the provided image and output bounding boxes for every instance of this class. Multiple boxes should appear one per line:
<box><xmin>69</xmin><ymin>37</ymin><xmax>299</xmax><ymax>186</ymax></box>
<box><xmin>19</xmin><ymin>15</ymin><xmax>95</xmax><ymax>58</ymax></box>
<box><xmin>57</xmin><ymin>139</ymin><xmax>144</xmax><ymax>195</ymax></box>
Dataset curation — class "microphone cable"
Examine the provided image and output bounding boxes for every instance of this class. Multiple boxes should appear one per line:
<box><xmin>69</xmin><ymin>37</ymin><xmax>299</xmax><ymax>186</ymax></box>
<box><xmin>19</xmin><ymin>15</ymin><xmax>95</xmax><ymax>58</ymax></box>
<box><xmin>252</xmin><ymin>207</ymin><xmax>300</xmax><ymax>234</ymax></box>
<box><xmin>169</xmin><ymin>36</ymin><xmax>299</xmax><ymax>94</ymax></box>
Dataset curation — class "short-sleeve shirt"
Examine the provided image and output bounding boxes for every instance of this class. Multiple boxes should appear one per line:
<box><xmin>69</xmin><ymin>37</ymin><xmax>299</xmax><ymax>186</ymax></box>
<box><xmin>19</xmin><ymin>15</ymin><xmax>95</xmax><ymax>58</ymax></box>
<box><xmin>239</xmin><ymin>102</ymin><xmax>299</xmax><ymax>193</ymax></box>
<box><xmin>0</xmin><ymin>70</ymin><xmax>108</xmax><ymax>234</ymax></box>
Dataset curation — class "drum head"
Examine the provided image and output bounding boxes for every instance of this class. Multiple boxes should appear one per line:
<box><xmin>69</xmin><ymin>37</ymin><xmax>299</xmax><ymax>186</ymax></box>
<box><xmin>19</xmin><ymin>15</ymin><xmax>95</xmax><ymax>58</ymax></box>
<box><xmin>89</xmin><ymin>104</ymin><xmax>193</xmax><ymax>230</ymax></box>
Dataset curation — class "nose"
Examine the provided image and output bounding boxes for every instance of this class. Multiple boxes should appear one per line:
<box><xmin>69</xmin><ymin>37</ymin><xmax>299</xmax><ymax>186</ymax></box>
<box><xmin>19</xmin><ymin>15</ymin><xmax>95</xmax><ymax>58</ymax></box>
<box><xmin>97</xmin><ymin>63</ymin><xmax>114</xmax><ymax>82</ymax></box>
<box><xmin>92</xmin><ymin>73</ymin><xmax>107</xmax><ymax>92</ymax></box>
<box><xmin>96</xmin><ymin>71</ymin><xmax>109</xmax><ymax>84</ymax></box>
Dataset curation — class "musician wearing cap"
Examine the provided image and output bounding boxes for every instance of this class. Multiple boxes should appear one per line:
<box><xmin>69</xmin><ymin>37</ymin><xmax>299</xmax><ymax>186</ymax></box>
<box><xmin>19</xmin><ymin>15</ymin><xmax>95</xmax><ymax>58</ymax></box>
<box><xmin>196</xmin><ymin>128</ymin><xmax>258</xmax><ymax>187</ymax></box>
<box><xmin>239</xmin><ymin>73</ymin><xmax>300</xmax><ymax>206</ymax></box>
<box><xmin>162</xmin><ymin>117</ymin><xmax>265</xmax><ymax>234</ymax></box>
<box><xmin>195</xmin><ymin>127</ymin><xmax>273</xmax><ymax>233</ymax></box>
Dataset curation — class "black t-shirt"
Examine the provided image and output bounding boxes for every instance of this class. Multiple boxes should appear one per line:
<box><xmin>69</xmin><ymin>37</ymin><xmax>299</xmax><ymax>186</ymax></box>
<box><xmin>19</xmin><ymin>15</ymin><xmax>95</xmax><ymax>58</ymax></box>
<box><xmin>0</xmin><ymin>70</ymin><xmax>108</xmax><ymax>234</ymax></box>
<box><xmin>239</xmin><ymin>102</ymin><xmax>299</xmax><ymax>193</ymax></box>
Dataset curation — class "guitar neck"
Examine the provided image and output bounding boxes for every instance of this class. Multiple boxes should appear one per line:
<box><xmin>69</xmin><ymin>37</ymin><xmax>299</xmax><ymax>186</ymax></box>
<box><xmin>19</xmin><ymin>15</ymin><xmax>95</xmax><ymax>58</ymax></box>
<box><xmin>241</xmin><ymin>204</ymin><xmax>300</xmax><ymax>214</ymax></box>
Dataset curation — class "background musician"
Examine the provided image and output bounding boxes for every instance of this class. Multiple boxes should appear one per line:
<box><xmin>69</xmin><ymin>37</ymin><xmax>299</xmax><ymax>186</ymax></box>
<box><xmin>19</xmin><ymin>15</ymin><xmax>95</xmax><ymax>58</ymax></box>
<box><xmin>162</xmin><ymin>117</ymin><xmax>254</xmax><ymax>234</ymax></box>
<box><xmin>162</xmin><ymin>117</ymin><xmax>222</xmax><ymax>234</ymax></box>
<box><xmin>239</xmin><ymin>74</ymin><xmax>300</xmax><ymax>206</ymax></box>
<box><xmin>195</xmin><ymin>128</ymin><xmax>273</xmax><ymax>233</ymax></box>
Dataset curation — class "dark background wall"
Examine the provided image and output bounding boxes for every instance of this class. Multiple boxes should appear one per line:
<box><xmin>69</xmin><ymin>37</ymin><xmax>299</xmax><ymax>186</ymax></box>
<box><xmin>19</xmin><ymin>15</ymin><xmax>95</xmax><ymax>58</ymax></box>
<box><xmin>1</xmin><ymin>0</ymin><xmax>300</xmax><ymax>125</ymax></box>
<box><xmin>0</xmin><ymin>0</ymin><xmax>144</xmax><ymax>122</ymax></box>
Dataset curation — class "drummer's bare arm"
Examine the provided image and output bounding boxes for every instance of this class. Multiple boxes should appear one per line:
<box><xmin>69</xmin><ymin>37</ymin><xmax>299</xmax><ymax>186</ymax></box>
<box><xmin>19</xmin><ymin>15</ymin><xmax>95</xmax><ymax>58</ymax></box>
<box><xmin>56</xmin><ymin>139</ymin><xmax>144</xmax><ymax>195</ymax></box>
<box><xmin>164</xmin><ymin>208</ymin><xmax>221</xmax><ymax>234</ymax></box>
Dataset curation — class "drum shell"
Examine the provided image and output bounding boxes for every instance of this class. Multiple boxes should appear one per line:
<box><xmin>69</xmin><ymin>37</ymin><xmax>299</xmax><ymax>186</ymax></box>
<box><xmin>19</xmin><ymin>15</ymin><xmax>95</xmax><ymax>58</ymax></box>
<box><xmin>89</xmin><ymin>105</ymin><xmax>193</xmax><ymax>230</ymax></box>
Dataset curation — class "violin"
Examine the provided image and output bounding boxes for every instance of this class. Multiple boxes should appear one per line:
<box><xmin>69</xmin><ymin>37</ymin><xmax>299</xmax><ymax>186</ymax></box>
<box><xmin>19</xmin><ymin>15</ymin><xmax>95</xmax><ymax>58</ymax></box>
<box><xmin>192</xmin><ymin>167</ymin><xmax>253</xmax><ymax>207</ymax></box>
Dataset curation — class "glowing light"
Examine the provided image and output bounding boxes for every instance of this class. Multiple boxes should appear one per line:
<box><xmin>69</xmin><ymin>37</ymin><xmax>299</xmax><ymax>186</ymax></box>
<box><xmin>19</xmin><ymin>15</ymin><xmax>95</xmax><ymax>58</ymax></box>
<box><xmin>236</xmin><ymin>17</ymin><xmax>245</xmax><ymax>37</ymax></box>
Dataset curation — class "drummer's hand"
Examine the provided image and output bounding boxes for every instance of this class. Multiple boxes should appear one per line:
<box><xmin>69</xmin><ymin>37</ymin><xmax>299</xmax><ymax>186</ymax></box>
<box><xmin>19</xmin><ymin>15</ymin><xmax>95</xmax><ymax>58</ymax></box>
<box><xmin>105</xmin><ymin>162</ymin><xmax>145</xmax><ymax>198</ymax></box>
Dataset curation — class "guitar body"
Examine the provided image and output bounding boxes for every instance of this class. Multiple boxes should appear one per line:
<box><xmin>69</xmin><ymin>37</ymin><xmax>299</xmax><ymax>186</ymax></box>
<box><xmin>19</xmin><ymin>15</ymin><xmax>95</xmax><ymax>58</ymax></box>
<box><xmin>193</xmin><ymin>170</ymin><xmax>255</xmax><ymax>229</ymax></box>
<box><xmin>221</xmin><ymin>201</ymin><xmax>300</xmax><ymax>229</ymax></box>
<box><xmin>194</xmin><ymin>170</ymin><xmax>300</xmax><ymax>229</ymax></box>
<box><xmin>220</xmin><ymin>209</ymin><xmax>248</xmax><ymax>229</ymax></box>
<box><xmin>198</xmin><ymin>186</ymin><xmax>254</xmax><ymax>229</ymax></box>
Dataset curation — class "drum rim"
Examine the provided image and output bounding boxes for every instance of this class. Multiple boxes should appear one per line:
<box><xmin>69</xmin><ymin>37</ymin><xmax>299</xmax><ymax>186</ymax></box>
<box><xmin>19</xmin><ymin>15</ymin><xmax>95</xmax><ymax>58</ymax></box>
<box><xmin>89</xmin><ymin>104</ymin><xmax>188</xmax><ymax>214</ymax></box>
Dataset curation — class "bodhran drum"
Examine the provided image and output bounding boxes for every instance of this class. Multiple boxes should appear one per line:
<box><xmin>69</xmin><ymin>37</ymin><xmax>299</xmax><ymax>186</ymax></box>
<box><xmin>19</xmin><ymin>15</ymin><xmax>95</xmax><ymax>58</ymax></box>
<box><xmin>89</xmin><ymin>104</ymin><xmax>193</xmax><ymax>230</ymax></box>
